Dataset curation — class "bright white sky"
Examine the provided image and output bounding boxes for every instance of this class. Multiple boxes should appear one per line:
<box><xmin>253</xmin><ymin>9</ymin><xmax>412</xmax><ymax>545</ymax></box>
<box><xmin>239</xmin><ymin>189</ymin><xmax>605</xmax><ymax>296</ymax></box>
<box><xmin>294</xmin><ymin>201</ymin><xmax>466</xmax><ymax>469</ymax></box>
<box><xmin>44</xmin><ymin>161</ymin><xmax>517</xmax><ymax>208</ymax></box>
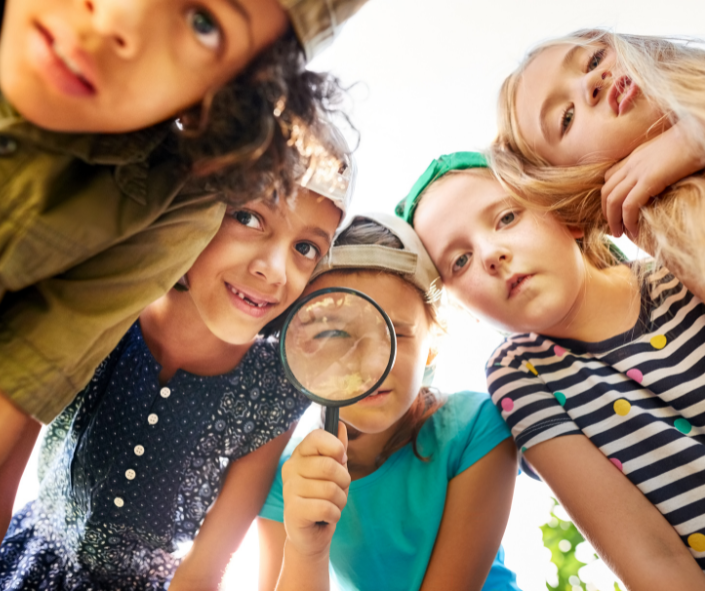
<box><xmin>15</xmin><ymin>1</ymin><xmax>705</xmax><ymax>589</ymax></box>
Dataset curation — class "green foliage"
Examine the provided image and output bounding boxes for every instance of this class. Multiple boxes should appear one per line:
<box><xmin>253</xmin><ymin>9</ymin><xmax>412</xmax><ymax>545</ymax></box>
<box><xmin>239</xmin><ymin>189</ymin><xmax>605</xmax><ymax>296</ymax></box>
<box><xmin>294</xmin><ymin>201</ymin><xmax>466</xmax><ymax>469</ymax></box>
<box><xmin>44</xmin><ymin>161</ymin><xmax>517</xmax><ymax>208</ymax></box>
<box><xmin>541</xmin><ymin>498</ymin><xmax>597</xmax><ymax>591</ymax></box>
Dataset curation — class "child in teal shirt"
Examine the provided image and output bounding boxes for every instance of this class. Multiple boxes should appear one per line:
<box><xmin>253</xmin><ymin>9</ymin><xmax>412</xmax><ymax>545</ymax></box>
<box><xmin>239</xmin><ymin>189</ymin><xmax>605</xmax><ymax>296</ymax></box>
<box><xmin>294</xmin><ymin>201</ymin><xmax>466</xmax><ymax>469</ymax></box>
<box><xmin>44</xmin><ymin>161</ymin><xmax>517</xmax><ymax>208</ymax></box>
<box><xmin>258</xmin><ymin>213</ymin><xmax>520</xmax><ymax>591</ymax></box>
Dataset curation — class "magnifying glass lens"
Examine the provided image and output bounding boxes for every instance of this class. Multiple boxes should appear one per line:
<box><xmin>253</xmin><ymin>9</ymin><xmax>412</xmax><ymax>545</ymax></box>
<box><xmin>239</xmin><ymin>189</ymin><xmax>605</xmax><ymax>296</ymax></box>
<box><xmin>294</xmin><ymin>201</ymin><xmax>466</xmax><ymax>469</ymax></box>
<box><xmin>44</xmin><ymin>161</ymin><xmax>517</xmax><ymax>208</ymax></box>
<box><xmin>283</xmin><ymin>290</ymin><xmax>394</xmax><ymax>403</ymax></box>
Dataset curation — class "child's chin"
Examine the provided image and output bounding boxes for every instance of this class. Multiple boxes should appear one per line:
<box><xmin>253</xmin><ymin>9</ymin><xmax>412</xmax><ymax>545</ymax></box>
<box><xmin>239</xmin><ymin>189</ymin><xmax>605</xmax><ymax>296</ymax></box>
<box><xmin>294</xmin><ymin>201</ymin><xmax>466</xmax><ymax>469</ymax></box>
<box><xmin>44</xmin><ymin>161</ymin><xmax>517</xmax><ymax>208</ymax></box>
<box><xmin>212</xmin><ymin>323</ymin><xmax>262</xmax><ymax>346</ymax></box>
<box><xmin>341</xmin><ymin>413</ymin><xmax>394</xmax><ymax>436</ymax></box>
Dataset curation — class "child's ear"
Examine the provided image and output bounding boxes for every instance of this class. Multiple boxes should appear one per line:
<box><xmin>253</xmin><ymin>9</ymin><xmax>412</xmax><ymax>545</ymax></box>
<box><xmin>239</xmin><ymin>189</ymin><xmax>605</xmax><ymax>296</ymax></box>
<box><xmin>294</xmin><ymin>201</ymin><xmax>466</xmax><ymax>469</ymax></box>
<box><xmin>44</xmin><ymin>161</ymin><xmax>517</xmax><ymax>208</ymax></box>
<box><xmin>568</xmin><ymin>225</ymin><xmax>585</xmax><ymax>240</ymax></box>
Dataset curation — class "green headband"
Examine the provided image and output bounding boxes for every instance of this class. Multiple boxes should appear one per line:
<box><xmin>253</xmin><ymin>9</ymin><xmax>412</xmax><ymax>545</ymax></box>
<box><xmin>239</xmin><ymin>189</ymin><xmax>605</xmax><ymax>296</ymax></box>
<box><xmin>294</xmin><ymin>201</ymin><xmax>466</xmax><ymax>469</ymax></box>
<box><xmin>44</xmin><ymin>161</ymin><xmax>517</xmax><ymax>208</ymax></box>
<box><xmin>395</xmin><ymin>151</ymin><xmax>488</xmax><ymax>227</ymax></box>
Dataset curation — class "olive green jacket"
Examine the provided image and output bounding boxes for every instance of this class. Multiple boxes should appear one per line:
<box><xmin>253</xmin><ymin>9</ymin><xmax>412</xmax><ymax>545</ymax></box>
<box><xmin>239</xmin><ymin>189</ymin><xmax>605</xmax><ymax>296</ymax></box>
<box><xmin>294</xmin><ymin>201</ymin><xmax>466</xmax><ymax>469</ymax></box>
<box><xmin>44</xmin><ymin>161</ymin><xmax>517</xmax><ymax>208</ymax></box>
<box><xmin>0</xmin><ymin>98</ymin><xmax>225</xmax><ymax>423</ymax></box>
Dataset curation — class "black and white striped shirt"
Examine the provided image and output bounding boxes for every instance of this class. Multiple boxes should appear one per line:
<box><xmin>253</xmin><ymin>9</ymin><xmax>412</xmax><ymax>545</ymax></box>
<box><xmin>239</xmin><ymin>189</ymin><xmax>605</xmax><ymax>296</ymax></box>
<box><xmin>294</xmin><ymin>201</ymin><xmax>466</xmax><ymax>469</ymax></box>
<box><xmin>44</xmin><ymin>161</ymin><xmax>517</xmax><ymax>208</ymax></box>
<box><xmin>486</xmin><ymin>266</ymin><xmax>705</xmax><ymax>567</ymax></box>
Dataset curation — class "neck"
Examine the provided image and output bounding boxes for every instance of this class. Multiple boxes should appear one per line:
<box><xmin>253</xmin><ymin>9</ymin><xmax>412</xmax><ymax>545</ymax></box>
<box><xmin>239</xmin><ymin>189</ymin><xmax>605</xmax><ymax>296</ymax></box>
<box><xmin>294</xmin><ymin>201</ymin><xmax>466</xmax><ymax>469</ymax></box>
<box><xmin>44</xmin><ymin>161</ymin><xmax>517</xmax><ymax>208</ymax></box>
<box><xmin>544</xmin><ymin>263</ymin><xmax>641</xmax><ymax>342</ymax></box>
<box><xmin>345</xmin><ymin>422</ymin><xmax>399</xmax><ymax>480</ymax></box>
<box><xmin>139</xmin><ymin>291</ymin><xmax>254</xmax><ymax>383</ymax></box>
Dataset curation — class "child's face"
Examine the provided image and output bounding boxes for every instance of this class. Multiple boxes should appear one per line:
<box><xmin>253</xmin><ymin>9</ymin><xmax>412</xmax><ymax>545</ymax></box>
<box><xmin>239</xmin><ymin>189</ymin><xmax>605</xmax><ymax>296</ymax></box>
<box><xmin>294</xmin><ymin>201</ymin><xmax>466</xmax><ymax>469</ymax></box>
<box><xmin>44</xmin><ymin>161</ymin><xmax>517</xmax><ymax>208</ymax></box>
<box><xmin>0</xmin><ymin>0</ymin><xmax>288</xmax><ymax>132</ymax></box>
<box><xmin>514</xmin><ymin>42</ymin><xmax>665</xmax><ymax>166</ymax></box>
<box><xmin>415</xmin><ymin>173</ymin><xmax>587</xmax><ymax>336</ymax></box>
<box><xmin>304</xmin><ymin>272</ymin><xmax>433</xmax><ymax>435</ymax></box>
<box><xmin>186</xmin><ymin>190</ymin><xmax>342</xmax><ymax>345</ymax></box>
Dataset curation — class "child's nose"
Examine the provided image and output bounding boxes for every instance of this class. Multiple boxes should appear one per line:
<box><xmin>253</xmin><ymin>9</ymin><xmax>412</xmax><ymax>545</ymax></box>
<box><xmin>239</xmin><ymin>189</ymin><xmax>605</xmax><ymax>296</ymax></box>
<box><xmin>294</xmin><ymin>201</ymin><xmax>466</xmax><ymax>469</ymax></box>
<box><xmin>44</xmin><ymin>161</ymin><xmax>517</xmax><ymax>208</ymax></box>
<box><xmin>582</xmin><ymin>68</ymin><xmax>610</xmax><ymax>106</ymax></box>
<box><xmin>483</xmin><ymin>246</ymin><xmax>511</xmax><ymax>273</ymax></box>
<box><xmin>251</xmin><ymin>246</ymin><xmax>288</xmax><ymax>286</ymax></box>
<box><xmin>84</xmin><ymin>0</ymin><xmax>146</xmax><ymax>58</ymax></box>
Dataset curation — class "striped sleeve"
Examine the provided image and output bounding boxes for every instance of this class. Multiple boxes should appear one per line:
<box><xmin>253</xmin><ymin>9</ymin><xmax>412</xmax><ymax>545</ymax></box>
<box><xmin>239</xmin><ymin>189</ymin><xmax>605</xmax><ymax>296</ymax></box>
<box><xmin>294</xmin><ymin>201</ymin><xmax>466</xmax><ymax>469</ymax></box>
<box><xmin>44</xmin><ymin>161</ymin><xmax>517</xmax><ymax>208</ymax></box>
<box><xmin>486</xmin><ymin>340</ymin><xmax>581</xmax><ymax>452</ymax></box>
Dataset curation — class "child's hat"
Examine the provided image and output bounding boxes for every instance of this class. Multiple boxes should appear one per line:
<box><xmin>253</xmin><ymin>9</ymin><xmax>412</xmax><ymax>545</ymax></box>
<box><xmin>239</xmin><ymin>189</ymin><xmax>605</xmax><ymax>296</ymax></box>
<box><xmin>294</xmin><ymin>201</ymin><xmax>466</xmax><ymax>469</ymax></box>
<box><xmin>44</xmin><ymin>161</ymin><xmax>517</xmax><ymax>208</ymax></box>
<box><xmin>296</xmin><ymin>115</ymin><xmax>354</xmax><ymax>215</ymax></box>
<box><xmin>310</xmin><ymin>212</ymin><xmax>439</xmax><ymax>295</ymax></box>
<box><xmin>279</xmin><ymin>0</ymin><xmax>369</xmax><ymax>61</ymax></box>
<box><xmin>395</xmin><ymin>151</ymin><xmax>488</xmax><ymax>226</ymax></box>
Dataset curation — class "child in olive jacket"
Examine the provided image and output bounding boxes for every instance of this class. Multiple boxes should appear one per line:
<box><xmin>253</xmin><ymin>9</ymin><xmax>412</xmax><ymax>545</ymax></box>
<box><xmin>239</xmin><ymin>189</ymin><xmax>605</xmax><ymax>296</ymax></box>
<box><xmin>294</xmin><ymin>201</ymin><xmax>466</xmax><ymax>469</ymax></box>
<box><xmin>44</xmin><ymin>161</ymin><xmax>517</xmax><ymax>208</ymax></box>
<box><xmin>0</xmin><ymin>0</ymin><xmax>367</xmax><ymax>491</ymax></box>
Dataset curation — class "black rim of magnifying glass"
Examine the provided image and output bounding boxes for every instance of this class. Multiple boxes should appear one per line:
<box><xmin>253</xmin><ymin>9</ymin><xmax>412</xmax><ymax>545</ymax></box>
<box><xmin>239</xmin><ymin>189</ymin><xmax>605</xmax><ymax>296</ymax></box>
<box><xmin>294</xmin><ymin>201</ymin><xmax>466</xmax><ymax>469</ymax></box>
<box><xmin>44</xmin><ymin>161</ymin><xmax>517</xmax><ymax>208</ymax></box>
<box><xmin>280</xmin><ymin>287</ymin><xmax>398</xmax><ymax>408</ymax></box>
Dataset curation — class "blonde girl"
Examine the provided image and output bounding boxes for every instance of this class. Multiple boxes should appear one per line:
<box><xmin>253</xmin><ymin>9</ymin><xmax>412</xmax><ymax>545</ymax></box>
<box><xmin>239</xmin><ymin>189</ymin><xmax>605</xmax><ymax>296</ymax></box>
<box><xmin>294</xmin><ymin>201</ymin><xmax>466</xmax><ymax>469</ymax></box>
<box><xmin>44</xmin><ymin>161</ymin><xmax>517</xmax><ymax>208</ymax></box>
<box><xmin>258</xmin><ymin>213</ymin><xmax>519</xmax><ymax>591</ymax></box>
<box><xmin>0</xmin><ymin>123</ymin><xmax>350</xmax><ymax>591</ymax></box>
<box><xmin>492</xmin><ymin>29</ymin><xmax>705</xmax><ymax>298</ymax></box>
<box><xmin>399</xmin><ymin>151</ymin><xmax>705</xmax><ymax>591</ymax></box>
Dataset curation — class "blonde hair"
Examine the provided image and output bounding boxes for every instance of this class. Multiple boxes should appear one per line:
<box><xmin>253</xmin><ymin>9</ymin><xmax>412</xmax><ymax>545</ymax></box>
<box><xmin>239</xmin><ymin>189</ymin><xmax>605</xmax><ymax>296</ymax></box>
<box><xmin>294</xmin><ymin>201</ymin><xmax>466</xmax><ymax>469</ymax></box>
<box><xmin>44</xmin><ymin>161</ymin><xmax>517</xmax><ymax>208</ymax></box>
<box><xmin>493</xmin><ymin>29</ymin><xmax>705</xmax><ymax>284</ymax></box>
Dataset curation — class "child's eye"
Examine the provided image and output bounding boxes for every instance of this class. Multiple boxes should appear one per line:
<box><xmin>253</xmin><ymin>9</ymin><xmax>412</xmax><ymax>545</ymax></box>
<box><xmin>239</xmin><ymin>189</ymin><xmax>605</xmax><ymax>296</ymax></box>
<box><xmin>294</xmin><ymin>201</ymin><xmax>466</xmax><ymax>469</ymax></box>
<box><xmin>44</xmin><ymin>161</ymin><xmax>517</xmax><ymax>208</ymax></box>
<box><xmin>587</xmin><ymin>48</ymin><xmax>605</xmax><ymax>72</ymax></box>
<box><xmin>314</xmin><ymin>329</ymin><xmax>350</xmax><ymax>339</ymax></box>
<box><xmin>295</xmin><ymin>242</ymin><xmax>320</xmax><ymax>261</ymax></box>
<box><xmin>187</xmin><ymin>8</ymin><xmax>222</xmax><ymax>50</ymax></box>
<box><xmin>233</xmin><ymin>210</ymin><xmax>262</xmax><ymax>230</ymax></box>
<box><xmin>452</xmin><ymin>253</ymin><xmax>471</xmax><ymax>273</ymax></box>
<box><xmin>561</xmin><ymin>106</ymin><xmax>574</xmax><ymax>135</ymax></box>
<box><xmin>499</xmin><ymin>212</ymin><xmax>516</xmax><ymax>227</ymax></box>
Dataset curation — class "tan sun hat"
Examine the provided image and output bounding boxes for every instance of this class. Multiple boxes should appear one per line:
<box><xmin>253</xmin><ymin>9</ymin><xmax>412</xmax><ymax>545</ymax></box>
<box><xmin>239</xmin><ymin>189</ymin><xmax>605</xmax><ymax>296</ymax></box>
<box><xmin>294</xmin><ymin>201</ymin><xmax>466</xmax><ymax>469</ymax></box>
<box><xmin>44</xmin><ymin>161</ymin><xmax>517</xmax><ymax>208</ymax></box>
<box><xmin>279</xmin><ymin>0</ymin><xmax>369</xmax><ymax>61</ymax></box>
<box><xmin>311</xmin><ymin>212</ymin><xmax>440</xmax><ymax>296</ymax></box>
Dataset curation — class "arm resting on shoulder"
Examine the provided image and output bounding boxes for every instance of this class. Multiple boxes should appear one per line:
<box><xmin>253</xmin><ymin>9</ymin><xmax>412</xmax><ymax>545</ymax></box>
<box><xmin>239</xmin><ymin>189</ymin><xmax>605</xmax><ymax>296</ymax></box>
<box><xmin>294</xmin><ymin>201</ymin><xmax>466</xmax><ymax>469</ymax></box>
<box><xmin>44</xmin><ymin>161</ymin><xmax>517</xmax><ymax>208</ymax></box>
<box><xmin>526</xmin><ymin>434</ymin><xmax>705</xmax><ymax>591</ymax></box>
<box><xmin>168</xmin><ymin>423</ymin><xmax>297</xmax><ymax>591</ymax></box>
<box><xmin>420</xmin><ymin>437</ymin><xmax>517</xmax><ymax>591</ymax></box>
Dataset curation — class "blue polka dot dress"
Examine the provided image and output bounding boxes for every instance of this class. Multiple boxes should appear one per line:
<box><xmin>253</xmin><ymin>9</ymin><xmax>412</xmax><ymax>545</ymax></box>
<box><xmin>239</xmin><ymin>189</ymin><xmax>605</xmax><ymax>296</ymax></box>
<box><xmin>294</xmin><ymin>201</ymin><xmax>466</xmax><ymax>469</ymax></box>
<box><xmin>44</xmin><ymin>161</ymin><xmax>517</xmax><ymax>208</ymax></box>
<box><xmin>0</xmin><ymin>322</ymin><xmax>309</xmax><ymax>590</ymax></box>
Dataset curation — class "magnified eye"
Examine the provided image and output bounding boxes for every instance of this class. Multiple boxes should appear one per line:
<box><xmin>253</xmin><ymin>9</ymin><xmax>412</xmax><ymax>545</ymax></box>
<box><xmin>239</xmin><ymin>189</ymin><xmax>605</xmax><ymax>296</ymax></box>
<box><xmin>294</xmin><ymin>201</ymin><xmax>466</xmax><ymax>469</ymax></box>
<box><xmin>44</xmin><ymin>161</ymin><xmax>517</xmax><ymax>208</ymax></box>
<box><xmin>187</xmin><ymin>8</ymin><xmax>222</xmax><ymax>50</ymax></box>
<box><xmin>233</xmin><ymin>210</ymin><xmax>262</xmax><ymax>230</ymax></box>
<box><xmin>295</xmin><ymin>242</ymin><xmax>320</xmax><ymax>261</ymax></box>
<box><xmin>314</xmin><ymin>329</ymin><xmax>351</xmax><ymax>339</ymax></box>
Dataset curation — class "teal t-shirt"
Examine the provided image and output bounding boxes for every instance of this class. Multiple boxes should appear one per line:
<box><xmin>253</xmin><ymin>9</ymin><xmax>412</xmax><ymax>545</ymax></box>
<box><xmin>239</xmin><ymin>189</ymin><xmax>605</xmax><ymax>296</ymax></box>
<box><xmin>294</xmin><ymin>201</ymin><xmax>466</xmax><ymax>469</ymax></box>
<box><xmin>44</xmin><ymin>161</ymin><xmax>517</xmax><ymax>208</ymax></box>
<box><xmin>260</xmin><ymin>391</ymin><xmax>520</xmax><ymax>591</ymax></box>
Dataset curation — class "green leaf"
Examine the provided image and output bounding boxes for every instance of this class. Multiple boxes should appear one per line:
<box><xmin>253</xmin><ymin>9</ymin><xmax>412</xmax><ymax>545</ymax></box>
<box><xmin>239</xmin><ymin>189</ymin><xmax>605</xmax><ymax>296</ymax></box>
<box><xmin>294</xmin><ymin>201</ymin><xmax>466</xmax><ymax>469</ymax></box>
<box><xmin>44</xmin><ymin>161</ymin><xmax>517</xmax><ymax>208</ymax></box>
<box><xmin>541</xmin><ymin>498</ymin><xmax>588</xmax><ymax>591</ymax></box>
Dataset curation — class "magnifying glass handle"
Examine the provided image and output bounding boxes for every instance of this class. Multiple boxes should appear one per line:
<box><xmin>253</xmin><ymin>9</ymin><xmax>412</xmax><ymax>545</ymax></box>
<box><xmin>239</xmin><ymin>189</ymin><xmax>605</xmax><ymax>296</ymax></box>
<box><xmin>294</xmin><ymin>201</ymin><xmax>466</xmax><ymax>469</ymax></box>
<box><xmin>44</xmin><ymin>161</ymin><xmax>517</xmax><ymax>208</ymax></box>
<box><xmin>324</xmin><ymin>407</ymin><xmax>340</xmax><ymax>436</ymax></box>
<box><xmin>317</xmin><ymin>406</ymin><xmax>341</xmax><ymax>528</ymax></box>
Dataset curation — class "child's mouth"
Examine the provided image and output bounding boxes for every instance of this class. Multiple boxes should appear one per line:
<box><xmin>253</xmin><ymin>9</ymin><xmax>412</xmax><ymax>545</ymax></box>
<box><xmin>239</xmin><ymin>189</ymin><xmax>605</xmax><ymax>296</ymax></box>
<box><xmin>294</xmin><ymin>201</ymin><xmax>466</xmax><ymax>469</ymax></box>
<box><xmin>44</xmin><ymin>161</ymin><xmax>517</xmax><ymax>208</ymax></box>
<box><xmin>226</xmin><ymin>284</ymin><xmax>274</xmax><ymax>309</ymax></box>
<box><xmin>34</xmin><ymin>23</ymin><xmax>96</xmax><ymax>95</ymax></box>
<box><xmin>507</xmin><ymin>274</ymin><xmax>530</xmax><ymax>298</ymax></box>
<box><xmin>610</xmin><ymin>76</ymin><xmax>639</xmax><ymax>116</ymax></box>
<box><xmin>358</xmin><ymin>389</ymin><xmax>392</xmax><ymax>405</ymax></box>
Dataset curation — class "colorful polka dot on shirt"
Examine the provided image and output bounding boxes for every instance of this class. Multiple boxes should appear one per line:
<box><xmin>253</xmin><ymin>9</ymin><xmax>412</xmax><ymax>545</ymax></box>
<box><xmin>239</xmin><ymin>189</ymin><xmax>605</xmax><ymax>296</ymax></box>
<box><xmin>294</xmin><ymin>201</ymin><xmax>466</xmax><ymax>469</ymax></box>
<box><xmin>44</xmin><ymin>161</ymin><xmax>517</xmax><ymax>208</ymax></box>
<box><xmin>614</xmin><ymin>399</ymin><xmax>631</xmax><ymax>416</ymax></box>
<box><xmin>688</xmin><ymin>533</ymin><xmax>705</xmax><ymax>552</ymax></box>
<box><xmin>553</xmin><ymin>345</ymin><xmax>567</xmax><ymax>357</ymax></box>
<box><xmin>610</xmin><ymin>458</ymin><xmax>623</xmax><ymax>471</ymax></box>
<box><xmin>650</xmin><ymin>334</ymin><xmax>667</xmax><ymax>349</ymax></box>
<box><xmin>525</xmin><ymin>362</ymin><xmax>538</xmax><ymax>376</ymax></box>
<box><xmin>675</xmin><ymin>418</ymin><xmax>692</xmax><ymax>435</ymax></box>
<box><xmin>626</xmin><ymin>368</ymin><xmax>643</xmax><ymax>384</ymax></box>
<box><xmin>501</xmin><ymin>398</ymin><xmax>515</xmax><ymax>412</ymax></box>
<box><xmin>554</xmin><ymin>392</ymin><xmax>566</xmax><ymax>406</ymax></box>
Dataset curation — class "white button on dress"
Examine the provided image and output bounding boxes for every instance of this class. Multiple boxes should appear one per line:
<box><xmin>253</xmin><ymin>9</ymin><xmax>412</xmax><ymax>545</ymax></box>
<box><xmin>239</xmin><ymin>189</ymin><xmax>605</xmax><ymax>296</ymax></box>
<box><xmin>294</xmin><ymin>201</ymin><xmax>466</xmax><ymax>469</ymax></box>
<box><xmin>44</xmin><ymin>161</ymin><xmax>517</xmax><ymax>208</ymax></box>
<box><xmin>148</xmin><ymin>413</ymin><xmax>158</xmax><ymax>425</ymax></box>
<box><xmin>160</xmin><ymin>387</ymin><xmax>171</xmax><ymax>399</ymax></box>
<box><xmin>134</xmin><ymin>445</ymin><xmax>145</xmax><ymax>456</ymax></box>
<box><xmin>114</xmin><ymin>497</ymin><xmax>125</xmax><ymax>508</ymax></box>
<box><xmin>125</xmin><ymin>469</ymin><xmax>136</xmax><ymax>480</ymax></box>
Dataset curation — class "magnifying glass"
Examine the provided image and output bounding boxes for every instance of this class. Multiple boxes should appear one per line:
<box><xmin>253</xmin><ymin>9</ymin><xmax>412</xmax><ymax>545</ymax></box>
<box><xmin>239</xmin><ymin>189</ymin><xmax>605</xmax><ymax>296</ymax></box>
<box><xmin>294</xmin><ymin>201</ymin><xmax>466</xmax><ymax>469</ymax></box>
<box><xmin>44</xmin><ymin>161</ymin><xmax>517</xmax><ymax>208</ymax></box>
<box><xmin>280</xmin><ymin>288</ymin><xmax>397</xmax><ymax>436</ymax></box>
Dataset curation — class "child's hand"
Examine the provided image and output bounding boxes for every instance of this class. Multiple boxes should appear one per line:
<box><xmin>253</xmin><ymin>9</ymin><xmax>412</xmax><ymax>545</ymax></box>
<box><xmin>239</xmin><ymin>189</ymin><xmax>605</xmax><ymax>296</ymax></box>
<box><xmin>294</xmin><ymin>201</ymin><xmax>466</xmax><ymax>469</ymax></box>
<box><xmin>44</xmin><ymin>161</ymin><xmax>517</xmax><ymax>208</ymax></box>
<box><xmin>602</xmin><ymin>121</ymin><xmax>705</xmax><ymax>239</ymax></box>
<box><xmin>281</xmin><ymin>423</ymin><xmax>350</xmax><ymax>559</ymax></box>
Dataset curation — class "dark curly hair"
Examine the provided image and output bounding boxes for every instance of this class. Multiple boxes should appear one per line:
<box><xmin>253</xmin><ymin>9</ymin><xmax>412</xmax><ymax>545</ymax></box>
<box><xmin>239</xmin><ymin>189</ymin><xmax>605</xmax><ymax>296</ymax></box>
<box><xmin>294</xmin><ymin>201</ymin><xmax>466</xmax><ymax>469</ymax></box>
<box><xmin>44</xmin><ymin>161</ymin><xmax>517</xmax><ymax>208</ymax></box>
<box><xmin>172</xmin><ymin>27</ymin><xmax>350</xmax><ymax>206</ymax></box>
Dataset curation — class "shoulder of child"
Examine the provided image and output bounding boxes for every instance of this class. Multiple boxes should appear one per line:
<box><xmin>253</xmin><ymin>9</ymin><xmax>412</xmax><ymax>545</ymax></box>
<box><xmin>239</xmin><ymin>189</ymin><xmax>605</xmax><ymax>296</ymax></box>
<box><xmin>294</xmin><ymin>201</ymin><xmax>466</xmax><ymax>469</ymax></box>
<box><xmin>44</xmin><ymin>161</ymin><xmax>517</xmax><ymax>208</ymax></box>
<box><xmin>422</xmin><ymin>391</ymin><xmax>507</xmax><ymax>446</ymax></box>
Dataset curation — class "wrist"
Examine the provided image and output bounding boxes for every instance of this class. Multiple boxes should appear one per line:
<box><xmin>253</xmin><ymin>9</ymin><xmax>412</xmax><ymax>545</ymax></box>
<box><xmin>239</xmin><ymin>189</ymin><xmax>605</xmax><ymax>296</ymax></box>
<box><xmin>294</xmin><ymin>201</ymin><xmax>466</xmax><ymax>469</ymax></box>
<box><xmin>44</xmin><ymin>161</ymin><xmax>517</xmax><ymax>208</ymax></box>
<box><xmin>284</xmin><ymin>537</ymin><xmax>331</xmax><ymax>566</ymax></box>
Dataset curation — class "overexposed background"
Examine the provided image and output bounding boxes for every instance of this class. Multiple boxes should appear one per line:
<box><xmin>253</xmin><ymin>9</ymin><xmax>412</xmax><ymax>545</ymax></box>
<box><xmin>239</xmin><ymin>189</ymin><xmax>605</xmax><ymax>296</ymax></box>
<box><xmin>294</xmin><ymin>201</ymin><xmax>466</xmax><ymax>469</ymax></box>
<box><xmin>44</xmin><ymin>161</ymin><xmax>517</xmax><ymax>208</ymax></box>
<box><xmin>15</xmin><ymin>0</ymin><xmax>705</xmax><ymax>589</ymax></box>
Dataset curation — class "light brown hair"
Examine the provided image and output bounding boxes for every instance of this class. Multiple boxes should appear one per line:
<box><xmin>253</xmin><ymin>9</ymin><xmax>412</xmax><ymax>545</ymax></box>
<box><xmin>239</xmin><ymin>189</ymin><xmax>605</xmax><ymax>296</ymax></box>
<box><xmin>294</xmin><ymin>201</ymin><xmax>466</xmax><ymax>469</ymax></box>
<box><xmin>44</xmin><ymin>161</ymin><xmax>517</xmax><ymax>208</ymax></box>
<box><xmin>492</xmin><ymin>29</ymin><xmax>705</xmax><ymax>283</ymax></box>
